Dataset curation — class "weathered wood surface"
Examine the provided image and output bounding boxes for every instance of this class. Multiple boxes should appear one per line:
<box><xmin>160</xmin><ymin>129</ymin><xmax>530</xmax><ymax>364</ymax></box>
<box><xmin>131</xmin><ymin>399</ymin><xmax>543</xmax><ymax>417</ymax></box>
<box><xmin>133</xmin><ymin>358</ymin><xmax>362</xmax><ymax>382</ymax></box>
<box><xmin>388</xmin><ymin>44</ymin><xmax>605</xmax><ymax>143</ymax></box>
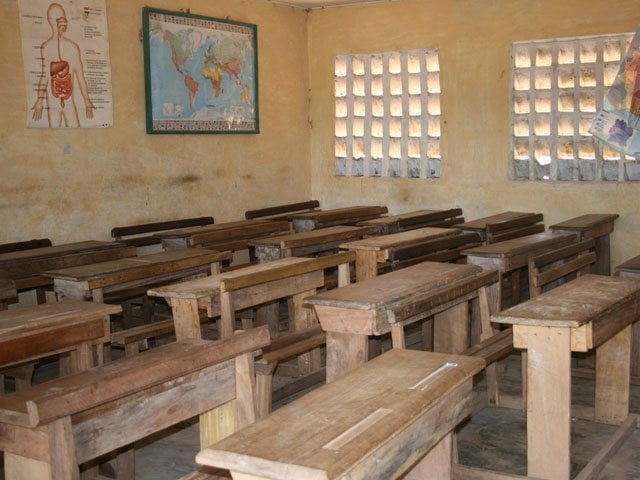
<box><xmin>0</xmin><ymin>300</ymin><xmax>119</xmax><ymax>368</ymax></box>
<box><xmin>111</xmin><ymin>216</ymin><xmax>215</xmax><ymax>248</ymax></box>
<box><xmin>0</xmin><ymin>241</ymin><xmax>136</xmax><ymax>290</ymax></box>
<box><xmin>357</xmin><ymin>208</ymin><xmax>463</xmax><ymax>234</ymax></box>
<box><xmin>462</xmin><ymin>232</ymin><xmax>576</xmax><ymax>263</ymax></box>
<box><xmin>245</xmin><ymin>200</ymin><xmax>320</xmax><ymax>221</ymax></box>
<box><xmin>550</xmin><ymin>213</ymin><xmax>618</xmax><ymax>275</ymax></box>
<box><xmin>0</xmin><ymin>327</ymin><xmax>269</xmax><ymax>480</ymax></box>
<box><xmin>45</xmin><ymin>248</ymin><xmax>229</xmax><ymax>304</ymax></box>
<box><xmin>0</xmin><ymin>238</ymin><xmax>52</xmax><ymax>254</ymax></box>
<box><xmin>197</xmin><ymin>349</ymin><xmax>484</xmax><ymax>480</ymax></box>
<box><xmin>457</xmin><ymin>211</ymin><xmax>539</xmax><ymax>233</ymax></box>
<box><xmin>156</xmin><ymin>219</ymin><xmax>290</xmax><ymax>251</ymax></box>
<box><xmin>251</xmin><ymin>225</ymin><xmax>375</xmax><ymax>259</ymax></box>
<box><xmin>292</xmin><ymin>205</ymin><xmax>388</xmax><ymax>232</ymax></box>
<box><xmin>0</xmin><ymin>278</ymin><xmax>17</xmax><ymax>307</ymax></box>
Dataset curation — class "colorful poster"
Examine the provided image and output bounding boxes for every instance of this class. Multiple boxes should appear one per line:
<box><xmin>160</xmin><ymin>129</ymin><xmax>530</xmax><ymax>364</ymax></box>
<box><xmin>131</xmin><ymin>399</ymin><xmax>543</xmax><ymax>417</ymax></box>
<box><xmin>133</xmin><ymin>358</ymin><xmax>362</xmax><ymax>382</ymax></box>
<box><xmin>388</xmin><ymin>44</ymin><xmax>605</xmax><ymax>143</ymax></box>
<box><xmin>590</xmin><ymin>28</ymin><xmax>640</xmax><ymax>156</ymax></box>
<box><xmin>18</xmin><ymin>0</ymin><xmax>113</xmax><ymax>128</ymax></box>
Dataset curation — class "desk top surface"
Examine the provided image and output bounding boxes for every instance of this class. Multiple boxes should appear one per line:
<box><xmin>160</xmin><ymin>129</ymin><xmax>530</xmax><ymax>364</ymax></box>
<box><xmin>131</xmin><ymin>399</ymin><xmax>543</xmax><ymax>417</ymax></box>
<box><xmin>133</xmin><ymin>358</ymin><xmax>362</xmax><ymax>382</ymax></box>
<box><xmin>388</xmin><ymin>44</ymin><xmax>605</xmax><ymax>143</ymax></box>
<box><xmin>196</xmin><ymin>348</ymin><xmax>484</xmax><ymax>480</ymax></box>
<box><xmin>493</xmin><ymin>274</ymin><xmax>640</xmax><ymax>328</ymax></box>
<box><xmin>462</xmin><ymin>232</ymin><xmax>576</xmax><ymax>259</ymax></box>
<box><xmin>250</xmin><ymin>225</ymin><xmax>374</xmax><ymax>249</ymax></box>
<box><xmin>0</xmin><ymin>241</ymin><xmax>125</xmax><ymax>265</ymax></box>
<box><xmin>549</xmin><ymin>213</ymin><xmax>619</xmax><ymax>231</ymax></box>
<box><xmin>154</xmin><ymin>219</ymin><xmax>282</xmax><ymax>240</ymax></box>
<box><xmin>340</xmin><ymin>227</ymin><xmax>459</xmax><ymax>251</ymax></box>
<box><xmin>358</xmin><ymin>208</ymin><xmax>462</xmax><ymax>226</ymax></box>
<box><xmin>457</xmin><ymin>211</ymin><xmax>538</xmax><ymax>231</ymax></box>
<box><xmin>307</xmin><ymin>261</ymin><xmax>483</xmax><ymax>311</ymax></box>
<box><xmin>43</xmin><ymin>248</ymin><xmax>227</xmax><ymax>282</ymax></box>
<box><xmin>148</xmin><ymin>256</ymin><xmax>316</xmax><ymax>299</ymax></box>
<box><xmin>0</xmin><ymin>300</ymin><xmax>121</xmax><ymax>338</ymax></box>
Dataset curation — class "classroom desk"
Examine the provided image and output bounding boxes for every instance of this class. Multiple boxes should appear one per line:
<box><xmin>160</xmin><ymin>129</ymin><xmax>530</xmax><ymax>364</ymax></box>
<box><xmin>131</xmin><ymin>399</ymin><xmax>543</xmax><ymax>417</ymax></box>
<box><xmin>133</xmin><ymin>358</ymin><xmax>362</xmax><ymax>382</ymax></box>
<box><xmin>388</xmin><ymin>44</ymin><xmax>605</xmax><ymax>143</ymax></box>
<box><xmin>357</xmin><ymin>208</ymin><xmax>464</xmax><ymax>234</ymax></box>
<box><xmin>340</xmin><ymin>226</ymin><xmax>460</xmax><ymax>281</ymax></box>
<box><xmin>492</xmin><ymin>274</ymin><xmax>640</xmax><ymax>480</ymax></box>
<box><xmin>148</xmin><ymin>254</ymin><xmax>353</xmax><ymax>340</ymax></box>
<box><xmin>196</xmin><ymin>349</ymin><xmax>485</xmax><ymax>480</ymax></box>
<box><xmin>0</xmin><ymin>300</ymin><xmax>120</xmax><ymax>372</ymax></box>
<box><xmin>250</xmin><ymin>225</ymin><xmax>376</xmax><ymax>262</ymax></box>
<box><xmin>155</xmin><ymin>219</ymin><xmax>290</xmax><ymax>253</ymax></box>
<box><xmin>306</xmin><ymin>261</ymin><xmax>498</xmax><ymax>382</ymax></box>
<box><xmin>549</xmin><ymin>213</ymin><xmax>619</xmax><ymax>275</ymax></box>
<box><xmin>44</xmin><ymin>248</ymin><xmax>231</xmax><ymax>304</ymax></box>
<box><xmin>0</xmin><ymin>241</ymin><xmax>136</xmax><ymax>292</ymax></box>
<box><xmin>291</xmin><ymin>205</ymin><xmax>388</xmax><ymax>232</ymax></box>
<box><xmin>462</xmin><ymin>231</ymin><xmax>577</xmax><ymax>312</ymax></box>
<box><xmin>457</xmin><ymin>211</ymin><xmax>542</xmax><ymax>243</ymax></box>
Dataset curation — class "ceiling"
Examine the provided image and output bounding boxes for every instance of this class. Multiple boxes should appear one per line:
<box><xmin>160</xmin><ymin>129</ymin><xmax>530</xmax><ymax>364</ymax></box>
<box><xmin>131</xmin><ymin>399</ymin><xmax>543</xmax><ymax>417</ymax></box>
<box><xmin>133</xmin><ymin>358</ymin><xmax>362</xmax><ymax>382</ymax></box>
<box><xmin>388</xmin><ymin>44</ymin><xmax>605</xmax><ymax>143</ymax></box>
<box><xmin>268</xmin><ymin>0</ymin><xmax>394</xmax><ymax>9</ymax></box>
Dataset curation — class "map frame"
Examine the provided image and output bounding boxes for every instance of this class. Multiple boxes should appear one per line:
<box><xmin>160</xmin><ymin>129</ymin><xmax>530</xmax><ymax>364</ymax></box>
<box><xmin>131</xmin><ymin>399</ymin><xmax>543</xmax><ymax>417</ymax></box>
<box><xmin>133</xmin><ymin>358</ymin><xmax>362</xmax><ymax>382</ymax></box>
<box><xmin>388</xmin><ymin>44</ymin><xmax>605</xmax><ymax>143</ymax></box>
<box><xmin>142</xmin><ymin>7</ymin><xmax>259</xmax><ymax>134</ymax></box>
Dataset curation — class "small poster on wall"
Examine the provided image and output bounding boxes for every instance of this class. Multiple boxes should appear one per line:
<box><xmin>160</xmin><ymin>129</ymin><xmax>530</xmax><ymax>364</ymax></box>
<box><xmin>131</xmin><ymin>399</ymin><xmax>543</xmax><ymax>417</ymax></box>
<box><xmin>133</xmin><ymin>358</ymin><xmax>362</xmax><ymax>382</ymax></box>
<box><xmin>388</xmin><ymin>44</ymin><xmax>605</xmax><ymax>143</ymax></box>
<box><xmin>142</xmin><ymin>7</ymin><xmax>259</xmax><ymax>134</ymax></box>
<box><xmin>590</xmin><ymin>27</ymin><xmax>640</xmax><ymax>156</ymax></box>
<box><xmin>18</xmin><ymin>0</ymin><xmax>113</xmax><ymax>128</ymax></box>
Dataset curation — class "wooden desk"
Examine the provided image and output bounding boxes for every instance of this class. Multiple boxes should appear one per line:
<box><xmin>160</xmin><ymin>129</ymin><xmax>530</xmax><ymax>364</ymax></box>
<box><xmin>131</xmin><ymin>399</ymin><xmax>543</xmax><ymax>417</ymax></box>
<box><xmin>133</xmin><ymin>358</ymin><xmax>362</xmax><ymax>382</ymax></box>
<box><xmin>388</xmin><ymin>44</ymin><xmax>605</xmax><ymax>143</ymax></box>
<box><xmin>45</xmin><ymin>248</ymin><xmax>231</xmax><ymax>304</ymax></box>
<box><xmin>148</xmin><ymin>254</ymin><xmax>354</xmax><ymax>340</ymax></box>
<box><xmin>0</xmin><ymin>241</ymin><xmax>136</xmax><ymax>292</ymax></box>
<box><xmin>457</xmin><ymin>211</ymin><xmax>543</xmax><ymax>243</ymax></box>
<box><xmin>197</xmin><ymin>348</ymin><xmax>485</xmax><ymax>480</ymax></box>
<box><xmin>250</xmin><ymin>225</ymin><xmax>376</xmax><ymax>262</ymax></box>
<box><xmin>549</xmin><ymin>213</ymin><xmax>619</xmax><ymax>275</ymax></box>
<box><xmin>462</xmin><ymin>231</ymin><xmax>577</xmax><ymax>311</ymax></box>
<box><xmin>340</xmin><ymin>227</ymin><xmax>460</xmax><ymax>281</ymax></box>
<box><xmin>307</xmin><ymin>261</ymin><xmax>498</xmax><ymax>382</ymax></box>
<box><xmin>492</xmin><ymin>274</ymin><xmax>640</xmax><ymax>480</ymax></box>
<box><xmin>156</xmin><ymin>219</ymin><xmax>290</xmax><ymax>254</ymax></box>
<box><xmin>0</xmin><ymin>300</ymin><xmax>120</xmax><ymax>372</ymax></box>
<box><xmin>358</xmin><ymin>208</ymin><xmax>464</xmax><ymax>234</ymax></box>
<box><xmin>291</xmin><ymin>205</ymin><xmax>388</xmax><ymax>232</ymax></box>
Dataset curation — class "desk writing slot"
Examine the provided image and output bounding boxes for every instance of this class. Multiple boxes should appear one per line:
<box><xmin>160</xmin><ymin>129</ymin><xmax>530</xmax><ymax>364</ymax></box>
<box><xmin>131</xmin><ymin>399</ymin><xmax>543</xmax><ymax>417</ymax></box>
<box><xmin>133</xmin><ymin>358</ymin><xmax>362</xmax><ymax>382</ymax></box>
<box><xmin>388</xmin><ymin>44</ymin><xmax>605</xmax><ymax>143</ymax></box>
<box><xmin>409</xmin><ymin>362</ymin><xmax>458</xmax><ymax>391</ymax></box>
<box><xmin>323</xmin><ymin>407</ymin><xmax>392</xmax><ymax>451</ymax></box>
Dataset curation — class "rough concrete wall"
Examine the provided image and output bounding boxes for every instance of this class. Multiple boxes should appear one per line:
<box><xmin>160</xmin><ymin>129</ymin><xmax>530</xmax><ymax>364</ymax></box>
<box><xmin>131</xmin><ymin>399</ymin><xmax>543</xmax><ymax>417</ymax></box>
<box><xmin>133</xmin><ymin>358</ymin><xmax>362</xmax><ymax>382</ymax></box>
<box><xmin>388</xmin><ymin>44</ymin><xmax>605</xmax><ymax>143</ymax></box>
<box><xmin>0</xmin><ymin>0</ymin><xmax>311</xmax><ymax>243</ymax></box>
<box><xmin>307</xmin><ymin>0</ymin><xmax>640</xmax><ymax>267</ymax></box>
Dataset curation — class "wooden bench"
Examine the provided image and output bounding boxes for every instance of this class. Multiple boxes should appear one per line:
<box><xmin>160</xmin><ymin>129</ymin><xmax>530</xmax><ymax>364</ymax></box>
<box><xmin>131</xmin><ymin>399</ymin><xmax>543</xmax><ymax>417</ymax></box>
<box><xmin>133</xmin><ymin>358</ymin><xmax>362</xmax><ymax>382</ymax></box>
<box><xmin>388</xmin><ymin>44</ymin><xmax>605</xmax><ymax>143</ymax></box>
<box><xmin>0</xmin><ymin>326</ymin><xmax>270</xmax><ymax>480</ymax></box>
<box><xmin>386</xmin><ymin>231</ymin><xmax>482</xmax><ymax>269</ymax></box>
<box><xmin>485</xmin><ymin>212</ymin><xmax>545</xmax><ymax>244</ymax></box>
<box><xmin>358</xmin><ymin>208</ymin><xmax>464</xmax><ymax>234</ymax></box>
<box><xmin>0</xmin><ymin>238</ymin><xmax>52</xmax><ymax>254</ymax></box>
<box><xmin>110</xmin><ymin>216</ymin><xmax>215</xmax><ymax>251</ymax></box>
<box><xmin>291</xmin><ymin>205</ymin><xmax>388</xmax><ymax>232</ymax></box>
<box><xmin>196</xmin><ymin>348</ymin><xmax>485</xmax><ymax>480</ymax></box>
<box><xmin>245</xmin><ymin>200</ymin><xmax>321</xmax><ymax>221</ymax></box>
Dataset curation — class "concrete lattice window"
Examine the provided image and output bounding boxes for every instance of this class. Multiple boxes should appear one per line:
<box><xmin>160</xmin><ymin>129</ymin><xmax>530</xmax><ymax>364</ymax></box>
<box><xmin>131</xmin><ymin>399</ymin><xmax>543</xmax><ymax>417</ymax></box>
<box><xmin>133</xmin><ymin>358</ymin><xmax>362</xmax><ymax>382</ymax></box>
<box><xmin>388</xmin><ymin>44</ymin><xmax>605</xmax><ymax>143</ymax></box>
<box><xmin>510</xmin><ymin>33</ymin><xmax>639</xmax><ymax>182</ymax></box>
<box><xmin>334</xmin><ymin>49</ymin><xmax>442</xmax><ymax>179</ymax></box>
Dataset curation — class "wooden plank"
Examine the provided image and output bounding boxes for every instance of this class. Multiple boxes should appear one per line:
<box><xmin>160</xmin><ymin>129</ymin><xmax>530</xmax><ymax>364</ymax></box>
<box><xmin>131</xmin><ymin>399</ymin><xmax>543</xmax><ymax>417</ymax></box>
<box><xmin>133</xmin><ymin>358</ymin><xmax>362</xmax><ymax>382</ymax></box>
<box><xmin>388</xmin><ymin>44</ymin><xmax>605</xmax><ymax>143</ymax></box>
<box><xmin>549</xmin><ymin>214</ymin><xmax>619</xmax><ymax>232</ymax></box>
<box><xmin>245</xmin><ymin>200</ymin><xmax>320</xmax><ymax>220</ymax></box>
<box><xmin>595</xmin><ymin>325</ymin><xmax>631</xmax><ymax>424</ymax></box>
<box><xmin>111</xmin><ymin>216</ymin><xmax>215</xmax><ymax>238</ymax></box>
<box><xmin>0</xmin><ymin>327</ymin><xmax>270</xmax><ymax>427</ymax></box>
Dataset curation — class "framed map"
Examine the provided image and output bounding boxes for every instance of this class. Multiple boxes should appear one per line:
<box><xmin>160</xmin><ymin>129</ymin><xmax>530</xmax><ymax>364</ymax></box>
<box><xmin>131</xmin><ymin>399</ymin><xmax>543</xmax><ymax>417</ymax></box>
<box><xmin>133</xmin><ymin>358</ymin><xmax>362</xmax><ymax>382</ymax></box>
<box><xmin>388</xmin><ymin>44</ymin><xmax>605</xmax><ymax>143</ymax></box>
<box><xmin>142</xmin><ymin>7</ymin><xmax>259</xmax><ymax>134</ymax></box>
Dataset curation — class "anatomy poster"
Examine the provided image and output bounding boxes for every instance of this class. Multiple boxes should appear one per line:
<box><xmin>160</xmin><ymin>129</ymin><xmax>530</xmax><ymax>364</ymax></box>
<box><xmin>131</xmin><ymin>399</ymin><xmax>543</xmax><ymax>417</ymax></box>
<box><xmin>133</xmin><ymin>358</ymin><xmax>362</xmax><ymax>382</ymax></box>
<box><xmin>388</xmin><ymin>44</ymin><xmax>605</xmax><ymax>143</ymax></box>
<box><xmin>590</xmin><ymin>28</ymin><xmax>640</xmax><ymax>156</ymax></box>
<box><xmin>18</xmin><ymin>0</ymin><xmax>113</xmax><ymax>128</ymax></box>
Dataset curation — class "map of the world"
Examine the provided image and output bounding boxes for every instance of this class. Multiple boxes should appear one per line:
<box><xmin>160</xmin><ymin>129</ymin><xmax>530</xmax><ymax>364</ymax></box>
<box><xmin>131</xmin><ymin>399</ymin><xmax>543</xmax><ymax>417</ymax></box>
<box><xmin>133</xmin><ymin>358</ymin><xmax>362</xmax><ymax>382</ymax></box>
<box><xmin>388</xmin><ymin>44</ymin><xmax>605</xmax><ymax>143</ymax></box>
<box><xmin>144</xmin><ymin>9</ymin><xmax>258</xmax><ymax>133</ymax></box>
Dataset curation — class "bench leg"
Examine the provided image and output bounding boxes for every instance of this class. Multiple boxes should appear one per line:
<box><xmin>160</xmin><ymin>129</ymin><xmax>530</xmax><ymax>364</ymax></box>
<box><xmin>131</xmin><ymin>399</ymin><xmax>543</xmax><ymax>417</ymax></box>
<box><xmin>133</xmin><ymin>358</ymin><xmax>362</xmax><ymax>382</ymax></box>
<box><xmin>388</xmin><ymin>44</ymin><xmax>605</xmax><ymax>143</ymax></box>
<box><xmin>434</xmin><ymin>302</ymin><xmax>468</xmax><ymax>354</ymax></box>
<box><xmin>291</xmin><ymin>290</ymin><xmax>321</xmax><ymax>375</ymax></box>
<box><xmin>326</xmin><ymin>331</ymin><xmax>368</xmax><ymax>383</ymax></box>
<box><xmin>403</xmin><ymin>432</ymin><xmax>453</xmax><ymax>479</ymax></box>
<box><xmin>49</xmin><ymin>416</ymin><xmax>81</xmax><ymax>480</ymax></box>
<box><xmin>595</xmin><ymin>324</ymin><xmax>631</xmax><ymax>425</ymax></box>
<box><xmin>255</xmin><ymin>369</ymin><xmax>275</xmax><ymax>419</ymax></box>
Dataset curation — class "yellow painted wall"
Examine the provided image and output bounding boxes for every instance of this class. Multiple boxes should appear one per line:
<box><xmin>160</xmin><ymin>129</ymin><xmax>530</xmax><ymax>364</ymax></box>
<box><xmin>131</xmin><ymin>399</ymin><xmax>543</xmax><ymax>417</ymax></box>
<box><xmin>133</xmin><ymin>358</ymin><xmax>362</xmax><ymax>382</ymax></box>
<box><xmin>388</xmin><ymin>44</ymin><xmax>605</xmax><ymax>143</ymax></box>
<box><xmin>307</xmin><ymin>0</ymin><xmax>640</xmax><ymax>267</ymax></box>
<box><xmin>0</xmin><ymin>0</ymin><xmax>310</xmax><ymax>243</ymax></box>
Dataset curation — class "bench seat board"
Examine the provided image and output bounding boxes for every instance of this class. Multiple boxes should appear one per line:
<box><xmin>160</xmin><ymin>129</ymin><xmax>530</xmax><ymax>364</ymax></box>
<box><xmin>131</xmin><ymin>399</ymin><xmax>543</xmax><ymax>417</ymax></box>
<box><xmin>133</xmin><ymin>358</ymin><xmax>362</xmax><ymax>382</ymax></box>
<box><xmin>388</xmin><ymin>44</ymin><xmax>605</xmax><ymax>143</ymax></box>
<box><xmin>197</xmin><ymin>349</ymin><xmax>484</xmax><ymax>480</ymax></box>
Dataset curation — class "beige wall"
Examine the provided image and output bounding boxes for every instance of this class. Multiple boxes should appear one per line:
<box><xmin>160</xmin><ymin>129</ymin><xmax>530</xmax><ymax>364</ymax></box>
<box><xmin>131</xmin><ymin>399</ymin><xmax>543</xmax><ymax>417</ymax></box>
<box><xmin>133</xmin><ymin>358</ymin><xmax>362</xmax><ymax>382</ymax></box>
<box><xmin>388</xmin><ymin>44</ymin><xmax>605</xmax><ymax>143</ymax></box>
<box><xmin>307</xmin><ymin>0</ymin><xmax>640</xmax><ymax>267</ymax></box>
<box><xmin>0</xmin><ymin>0</ymin><xmax>310</xmax><ymax>244</ymax></box>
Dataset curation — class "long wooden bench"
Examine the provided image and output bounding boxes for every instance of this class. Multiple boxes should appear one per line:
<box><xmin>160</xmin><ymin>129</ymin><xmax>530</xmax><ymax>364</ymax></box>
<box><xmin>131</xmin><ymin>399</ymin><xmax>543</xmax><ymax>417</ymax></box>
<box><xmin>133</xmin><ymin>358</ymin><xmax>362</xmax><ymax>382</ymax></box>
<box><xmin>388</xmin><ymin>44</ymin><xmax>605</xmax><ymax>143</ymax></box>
<box><xmin>196</xmin><ymin>349</ymin><xmax>485</xmax><ymax>480</ymax></box>
<box><xmin>0</xmin><ymin>326</ymin><xmax>269</xmax><ymax>480</ymax></box>
<box><xmin>244</xmin><ymin>200</ymin><xmax>321</xmax><ymax>221</ymax></box>
<box><xmin>0</xmin><ymin>238</ymin><xmax>52</xmax><ymax>254</ymax></box>
<box><xmin>485</xmin><ymin>213</ymin><xmax>545</xmax><ymax>244</ymax></box>
<box><xmin>386</xmin><ymin>231</ymin><xmax>482</xmax><ymax>270</ymax></box>
<box><xmin>110</xmin><ymin>216</ymin><xmax>215</xmax><ymax>251</ymax></box>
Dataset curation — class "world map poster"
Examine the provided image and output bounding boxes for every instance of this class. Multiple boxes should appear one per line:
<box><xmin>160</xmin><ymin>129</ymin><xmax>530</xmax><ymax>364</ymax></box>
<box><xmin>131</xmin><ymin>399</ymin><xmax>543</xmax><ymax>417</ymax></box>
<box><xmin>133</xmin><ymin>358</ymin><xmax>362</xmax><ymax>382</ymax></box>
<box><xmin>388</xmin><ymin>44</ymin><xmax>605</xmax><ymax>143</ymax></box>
<box><xmin>18</xmin><ymin>0</ymin><xmax>113</xmax><ymax>128</ymax></box>
<box><xmin>142</xmin><ymin>8</ymin><xmax>259</xmax><ymax>134</ymax></box>
<box><xmin>591</xmin><ymin>28</ymin><xmax>640</xmax><ymax>156</ymax></box>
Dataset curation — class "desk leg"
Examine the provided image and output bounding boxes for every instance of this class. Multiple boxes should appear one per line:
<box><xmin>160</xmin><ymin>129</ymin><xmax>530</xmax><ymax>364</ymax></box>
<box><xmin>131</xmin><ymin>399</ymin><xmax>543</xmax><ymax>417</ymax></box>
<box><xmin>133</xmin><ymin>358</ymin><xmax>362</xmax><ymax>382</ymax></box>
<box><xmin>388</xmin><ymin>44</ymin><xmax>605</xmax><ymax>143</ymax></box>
<box><xmin>168</xmin><ymin>298</ymin><xmax>202</xmax><ymax>340</ymax></box>
<box><xmin>593</xmin><ymin>235</ymin><xmax>611</xmax><ymax>275</ymax></box>
<box><xmin>355</xmin><ymin>251</ymin><xmax>378</xmax><ymax>282</ymax></box>
<box><xmin>326</xmin><ymin>331</ymin><xmax>368</xmax><ymax>383</ymax></box>
<box><xmin>403</xmin><ymin>432</ymin><xmax>452</xmax><ymax>480</ymax></box>
<box><xmin>595</xmin><ymin>324</ymin><xmax>631</xmax><ymax>425</ymax></box>
<box><xmin>522</xmin><ymin>325</ymin><xmax>571</xmax><ymax>480</ymax></box>
<box><xmin>434</xmin><ymin>302</ymin><xmax>468</xmax><ymax>354</ymax></box>
<box><xmin>291</xmin><ymin>290</ymin><xmax>321</xmax><ymax>375</ymax></box>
